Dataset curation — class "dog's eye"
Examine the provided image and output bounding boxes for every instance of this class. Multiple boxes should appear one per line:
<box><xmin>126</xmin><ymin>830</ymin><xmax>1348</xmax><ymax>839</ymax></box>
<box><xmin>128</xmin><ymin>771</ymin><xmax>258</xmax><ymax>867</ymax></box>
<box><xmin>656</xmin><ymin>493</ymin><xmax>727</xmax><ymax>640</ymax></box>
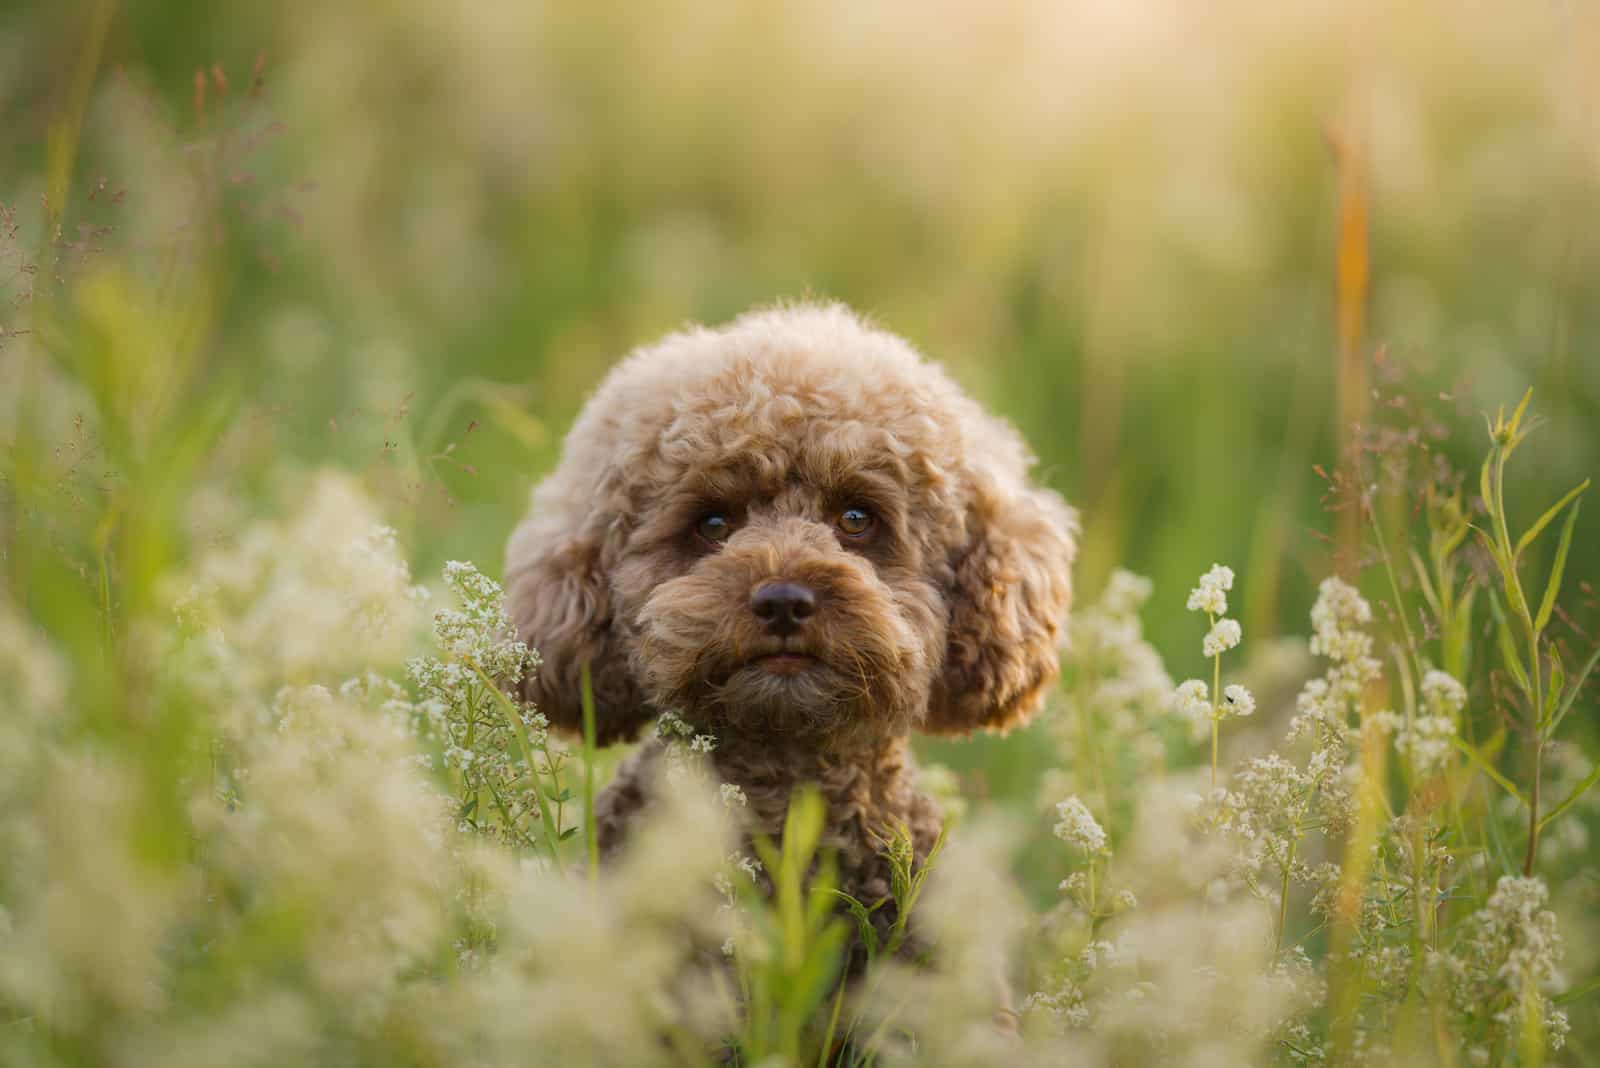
<box><xmin>837</xmin><ymin>507</ymin><xmax>875</xmax><ymax>538</ymax></box>
<box><xmin>695</xmin><ymin>513</ymin><xmax>734</xmax><ymax>546</ymax></box>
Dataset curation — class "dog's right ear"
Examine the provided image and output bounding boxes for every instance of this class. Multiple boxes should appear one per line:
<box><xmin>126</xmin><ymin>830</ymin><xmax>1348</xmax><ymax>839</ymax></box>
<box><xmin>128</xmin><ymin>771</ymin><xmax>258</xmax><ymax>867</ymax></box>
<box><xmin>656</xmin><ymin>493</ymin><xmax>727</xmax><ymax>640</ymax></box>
<box><xmin>504</xmin><ymin>511</ymin><xmax>650</xmax><ymax>745</ymax></box>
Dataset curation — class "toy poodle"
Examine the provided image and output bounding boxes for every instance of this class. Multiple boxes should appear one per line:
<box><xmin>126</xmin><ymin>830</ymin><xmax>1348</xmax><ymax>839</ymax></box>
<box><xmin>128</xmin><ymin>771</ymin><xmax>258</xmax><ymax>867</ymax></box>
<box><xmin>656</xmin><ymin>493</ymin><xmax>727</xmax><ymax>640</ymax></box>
<box><xmin>504</xmin><ymin>303</ymin><xmax>1075</xmax><ymax>950</ymax></box>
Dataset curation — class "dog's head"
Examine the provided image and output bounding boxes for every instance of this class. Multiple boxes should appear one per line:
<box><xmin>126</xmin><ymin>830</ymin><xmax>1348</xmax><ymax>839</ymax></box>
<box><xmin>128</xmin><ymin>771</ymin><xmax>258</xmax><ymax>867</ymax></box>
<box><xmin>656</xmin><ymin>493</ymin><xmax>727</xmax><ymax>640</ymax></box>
<box><xmin>505</xmin><ymin>304</ymin><xmax>1075</xmax><ymax>752</ymax></box>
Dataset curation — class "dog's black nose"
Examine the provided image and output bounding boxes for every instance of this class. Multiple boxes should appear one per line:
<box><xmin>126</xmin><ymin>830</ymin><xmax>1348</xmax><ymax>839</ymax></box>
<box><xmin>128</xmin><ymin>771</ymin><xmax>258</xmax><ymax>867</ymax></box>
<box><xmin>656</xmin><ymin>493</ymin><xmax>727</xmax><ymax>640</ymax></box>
<box><xmin>750</xmin><ymin>581</ymin><xmax>816</xmax><ymax>635</ymax></box>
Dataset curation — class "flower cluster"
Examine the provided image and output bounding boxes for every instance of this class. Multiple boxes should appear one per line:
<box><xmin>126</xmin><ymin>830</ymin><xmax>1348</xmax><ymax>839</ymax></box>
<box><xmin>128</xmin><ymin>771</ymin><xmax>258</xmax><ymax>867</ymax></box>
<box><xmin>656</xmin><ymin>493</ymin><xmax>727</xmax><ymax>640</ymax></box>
<box><xmin>1379</xmin><ymin>707</ymin><xmax>1458</xmax><ymax>780</ymax></box>
<box><xmin>1434</xmin><ymin>876</ymin><xmax>1570</xmax><ymax>1053</ymax></box>
<box><xmin>1040</xmin><ymin>569</ymin><xmax>1176</xmax><ymax>819</ymax></box>
<box><xmin>1053</xmin><ymin>796</ymin><xmax>1109</xmax><ymax>855</ymax></box>
<box><xmin>1186</xmin><ymin>563</ymin><xmax>1234</xmax><ymax>615</ymax></box>
<box><xmin>1174</xmin><ymin>564</ymin><xmax>1254</xmax><ymax>747</ymax></box>
<box><xmin>405</xmin><ymin>561</ymin><xmax>566</xmax><ymax>853</ymax></box>
<box><xmin>1304</xmin><ymin>576</ymin><xmax>1381</xmax><ymax>703</ymax></box>
<box><xmin>168</xmin><ymin>473</ymin><xmax>432</xmax><ymax>716</ymax></box>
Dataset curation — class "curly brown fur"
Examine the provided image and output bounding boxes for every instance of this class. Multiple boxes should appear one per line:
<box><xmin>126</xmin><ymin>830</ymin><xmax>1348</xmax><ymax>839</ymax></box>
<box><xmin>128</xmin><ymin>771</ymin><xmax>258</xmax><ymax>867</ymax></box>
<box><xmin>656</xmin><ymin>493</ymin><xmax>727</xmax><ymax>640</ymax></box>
<box><xmin>505</xmin><ymin>303</ymin><xmax>1075</xmax><ymax>936</ymax></box>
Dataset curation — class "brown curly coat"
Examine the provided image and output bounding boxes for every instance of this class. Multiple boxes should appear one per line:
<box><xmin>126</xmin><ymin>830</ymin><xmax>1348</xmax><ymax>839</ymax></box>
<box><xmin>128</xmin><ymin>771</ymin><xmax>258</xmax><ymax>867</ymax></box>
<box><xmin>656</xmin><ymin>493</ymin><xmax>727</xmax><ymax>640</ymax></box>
<box><xmin>504</xmin><ymin>303</ymin><xmax>1075</xmax><ymax>939</ymax></box>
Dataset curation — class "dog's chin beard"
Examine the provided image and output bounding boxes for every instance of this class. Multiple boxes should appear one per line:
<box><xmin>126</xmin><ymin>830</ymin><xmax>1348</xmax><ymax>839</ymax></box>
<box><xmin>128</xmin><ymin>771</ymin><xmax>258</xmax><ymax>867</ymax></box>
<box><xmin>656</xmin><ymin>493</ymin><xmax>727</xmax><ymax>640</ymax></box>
<box><xmin>670</xmin><ymin>657</ymin><xmax>900</xmax><ymax>745</ymax></box>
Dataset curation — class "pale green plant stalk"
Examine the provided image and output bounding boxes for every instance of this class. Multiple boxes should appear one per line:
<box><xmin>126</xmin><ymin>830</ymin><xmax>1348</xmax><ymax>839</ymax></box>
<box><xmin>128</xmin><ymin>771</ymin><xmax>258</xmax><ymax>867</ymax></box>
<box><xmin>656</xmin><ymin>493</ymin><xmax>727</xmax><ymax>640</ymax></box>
<box><xmin>581</xmin><ymin>662</ymin><xmax>600</xmax><ymax>880</ymax></box>
<box><xmin>470</xmin><ymin>660</ymin><xmax>566</xmax><ymax>873</ymax></box>
<box><xmin>1210</xmin><ymin>613</ymin><xmax>1222</xmax><ymax>794</ymax></box>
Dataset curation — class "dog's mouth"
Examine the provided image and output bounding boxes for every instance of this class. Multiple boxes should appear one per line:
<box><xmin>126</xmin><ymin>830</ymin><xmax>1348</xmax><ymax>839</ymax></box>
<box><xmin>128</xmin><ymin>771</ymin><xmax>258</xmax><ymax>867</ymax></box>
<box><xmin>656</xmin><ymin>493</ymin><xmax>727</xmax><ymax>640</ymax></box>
<box><xmin>750</xmin><ymin>652</ymin><xmax>821</xmax><ymax>675</ymax></box>
<box><xmin>738</xmin><ymin>638</ymin><xmax>826</xmax><ymax>677</ymax></box>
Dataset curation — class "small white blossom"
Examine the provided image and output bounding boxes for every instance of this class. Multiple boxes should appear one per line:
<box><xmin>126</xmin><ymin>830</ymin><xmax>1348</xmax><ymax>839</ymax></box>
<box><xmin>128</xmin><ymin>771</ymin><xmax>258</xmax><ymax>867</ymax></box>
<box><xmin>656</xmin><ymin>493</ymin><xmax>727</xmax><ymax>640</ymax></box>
<box><xmin>1186</xmin><ymin>564</ymin><xmax>1235</xmax><ymax>616</ymax></box>
<box><xmin>1102</xmin><ymin>570</ymin><xmax>1155</xmax><ymax>617</ymax></box>
<box><xmin>1203</xmin><ymin>618</ymin><xmax>1242</xmax><ymax>658</ymax></box>
<box><xmin>1054</xmin><ymin>795</ymin><xmax>1108</xmax><ymax>854</ymax></box>
<box><xmin>1394</xmin><ymin>715</ymin><xmax>1456</xmax><ymax>778</ymax></box>
<box><xmin>1222</xmin><ymin>684</ymin><xmax>1255</xmax><ymax>719</ymax></box>
<box><xmin>719</xmin><ymin>783</ymin><xmax>748</xmax><ymax>808</ymax></box>
<box><xmin>1175</xmin><ymin>679</ymin><xmax>1211</xmax><ymax>721</ymax></box>
<box><xmin>1421</xmin><ymin>669</ymin><xmax>1467</xmax><ymax>718</ymax></box>
<box><xmin>1309</xmin><ymin>577</ymin><xmax>1375</xmax><ymax>666</ymax></box>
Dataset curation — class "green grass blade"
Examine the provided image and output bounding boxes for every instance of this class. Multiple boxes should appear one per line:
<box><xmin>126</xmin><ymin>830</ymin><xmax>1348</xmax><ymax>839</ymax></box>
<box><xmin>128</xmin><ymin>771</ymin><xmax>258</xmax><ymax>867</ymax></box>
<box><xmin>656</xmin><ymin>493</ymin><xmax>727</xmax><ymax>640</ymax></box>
<box><xmin>818</xmin><ymin>971</ymin><xmax>849</xmax><ymax>1068</ymax></box>
<box><xmin>1496</xmin><ymin>616</ymin><xmax>1532</xmax><ymax>697</ymax></box>
<box><xmin>1451</xmin><ymin>736</ymin><xmax>1526</xmax><ymax>807</ymax></box>
<box><xmin>1408</xmin><ymin>547</ymin><xmax>1441</xmax><ymax>616</ymax></box>
<box><xmin>1534</xmin><ymin>497</ymin><xmax>1581</xmax><ymax>636</ymax></box>
<box><xmin>1479</xmin><ymin>456</ymin><xmax>1495</xmax><ymax>527</ymax></box>
<box><xmin>1508</xmin><ymin>387</ymin><xmax>1534</xmax><ymax>438</ymax></box>
<box><xmin>1555</xmin><ymin>973</ymin><xmax>1600</xmax><ymax>1007</ymax></box>
<box><xmin>1514</xmin><ymin>478</ymin><xmax>1588</xmax><ymax>560</ymax></box>
<box><xmin>1546</xmin><ymin>643</ymin><xmax>1600</xmax><ymax>739</ymax></box>
<box><xmin>1538</xmin><ymin>762</ymin><xmax>1600</xmax><ymax>832</ymax></box>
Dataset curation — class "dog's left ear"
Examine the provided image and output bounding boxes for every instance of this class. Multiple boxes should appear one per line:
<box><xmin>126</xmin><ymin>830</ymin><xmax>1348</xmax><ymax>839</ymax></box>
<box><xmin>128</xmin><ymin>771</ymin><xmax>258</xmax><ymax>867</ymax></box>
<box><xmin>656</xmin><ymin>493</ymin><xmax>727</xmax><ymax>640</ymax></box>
<box><xmin>924</xmin><ymin>468</ymin><xmax>1076</xmax><ymax>734</ymax></box>
<box><xmin>504</xmin><ymin>506</ymin><xmax>651</xmax><ymax>745</ymax></box>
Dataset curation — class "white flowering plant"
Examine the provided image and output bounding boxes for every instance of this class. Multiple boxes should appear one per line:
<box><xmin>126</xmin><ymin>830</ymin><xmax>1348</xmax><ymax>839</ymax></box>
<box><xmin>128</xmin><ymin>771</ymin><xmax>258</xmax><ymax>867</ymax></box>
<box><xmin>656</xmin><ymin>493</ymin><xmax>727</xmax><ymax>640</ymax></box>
<box><xmin>405</xmin><ymin>561</ymin><xmax>579</xmax><ymax>866</ymax></box>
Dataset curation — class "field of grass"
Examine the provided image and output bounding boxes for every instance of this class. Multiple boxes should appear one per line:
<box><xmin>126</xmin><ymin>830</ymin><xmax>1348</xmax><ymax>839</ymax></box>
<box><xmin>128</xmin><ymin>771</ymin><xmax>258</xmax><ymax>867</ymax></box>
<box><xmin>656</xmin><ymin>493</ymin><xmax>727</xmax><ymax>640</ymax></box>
<box><xmin>3</xmin><ymin>3</ymin><xmax>1599</xmax><ymax>1065</ymax></box>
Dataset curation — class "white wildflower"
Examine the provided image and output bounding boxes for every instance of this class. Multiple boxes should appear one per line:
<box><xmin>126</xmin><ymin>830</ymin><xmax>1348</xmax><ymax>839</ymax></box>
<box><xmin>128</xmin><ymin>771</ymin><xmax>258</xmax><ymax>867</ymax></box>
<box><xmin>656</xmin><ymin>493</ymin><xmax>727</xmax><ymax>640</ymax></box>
<box><xmin>1421</xmin><ymin>669</ymin><xmax>1467</xmax><ymax>718</ymax></box>
<box><xmin>655</xmin><ymin>710</ymin><xmax>696</xmax><ymax>740</ymax></box>
<box><xmin>1394</xmin><ymin>715</ymin><xmax>1456</xmax><ymax>779</ymax></box>
<box><xmin>1102</xmin><ymin>569</ymin><xmax>1155</xmax><ymax>617</ymax></box>
<box><xmin>1186</xmin><ymin>564</ymin><xmax>1235</xmax><ymax>616</ymax></box>
<box><xmin>1048</xmin><ymin>568</ymin><xmax>1176</xmax><ymax>806</ymax></box>
<box><xmin>719</xmin><ymin>783</ymin><xmax>747</xmax><ymax>808</ymax></box>
<box><xmin>1054</xmin><ymin>796</ymin><xmax>1108</xmax><ymax>854</ymax></box>
<box><xmin>1442</xmin><ymin>874</ymin><xmax>1566</xmax><ymax>1054</ymax></box>
<box><xmin>1175</xmin><ymin>679</ymin><xmax>1211</xmax><ymax>721</ymax></box>
<box><xmin>1203</xmin><ymin>618</ymin><xmax>1242</xmax><ymax>658</ymax></box>
<box><xmin>1308</xmin><ymin>577</ymin><xmax>1374</xmax><ymax>666</ymax></box>
<box><xmin>1222</xmin><ymin>684</ymin><xmax>1256</xmax><ymax>719</ymax></box>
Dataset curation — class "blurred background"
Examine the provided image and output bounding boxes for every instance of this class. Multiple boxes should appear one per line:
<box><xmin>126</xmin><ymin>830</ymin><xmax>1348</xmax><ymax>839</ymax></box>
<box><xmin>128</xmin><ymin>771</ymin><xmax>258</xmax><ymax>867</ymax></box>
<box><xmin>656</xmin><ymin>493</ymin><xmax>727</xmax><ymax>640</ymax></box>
<box><xmin>2</xmin><ymin>1</ymin><xmax>1597</xmax><ymax>784</ymax></box>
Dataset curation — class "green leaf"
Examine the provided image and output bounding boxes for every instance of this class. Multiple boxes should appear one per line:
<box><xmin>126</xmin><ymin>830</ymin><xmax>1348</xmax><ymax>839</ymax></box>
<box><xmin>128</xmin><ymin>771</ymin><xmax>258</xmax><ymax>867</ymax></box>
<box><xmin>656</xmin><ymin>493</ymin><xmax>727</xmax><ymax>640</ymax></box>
<box><xmin>1507</xmin><ymin>387</ymin><xmax>1534</xmax><ymax>443</ymax></box>
<box><xmin>1555</xmin><ymin>973</ymin><xmax>1600</xmax><ymax>1006</ymax></box>
<box><xmin>831</xmin><ymin>890</ymin><xmax>881</xmax><ymax>963</ymax></box>
<box><xmin>1534</xmin><ymin>498</ymin><xmax>1581</xmax><ymax>636</ymax></box>
<box><xmin>1408</xmin><ymin>548</ymin><xmax>1441</xmax><ymax>616</ymax></box>
<box><xmin>1496</xmin><ymin>615</ymin><xmax>1532</xmax><ymax>697</ymax></box>
<box><xmin>1451</xmin><ymin>736</ymin><xmax>1526</xmax><ymax>807</ymax></box>
<box><xmin>559</xmin><ymin>826</ymin><xmax>580</xmax><ymax>841</ymax></box>
<box><xmin>1542</xmin><ymin>658</ymin><xmax>1566</xmax><ymax>735</ymax></box>
<box><xmin>786</xmin><ymin>921</ymin><xmax>847</xmax><ymax>1028</ymax></box>
<box><xmin>1476</xmin><ymin>529</ymin><xmax>1529</xmax><ymax>626</ymax></box>
<box><xmin>1444</xmin><ymin>581</ymin><xmax>1480</xmax><ymax>681</ymax></box>
<box><xmin>1539</xmin><ymin>761</ymin><xmax>1600</xmax><ymax>833</ymax></box>
<box><xmin>1547</xmin><ymin>643</ymin><xmax>1600</xmax><ymax>739</ymax></box>
<box><xmin>1438</xmin><ymin>513</ymin><xmax>1470</xmax><ymax>560</ymax></box>
<box><xmin>1514</xmin><ymin>478</ymin><xmax>1589</xmax><ymax>559</ymax></box>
